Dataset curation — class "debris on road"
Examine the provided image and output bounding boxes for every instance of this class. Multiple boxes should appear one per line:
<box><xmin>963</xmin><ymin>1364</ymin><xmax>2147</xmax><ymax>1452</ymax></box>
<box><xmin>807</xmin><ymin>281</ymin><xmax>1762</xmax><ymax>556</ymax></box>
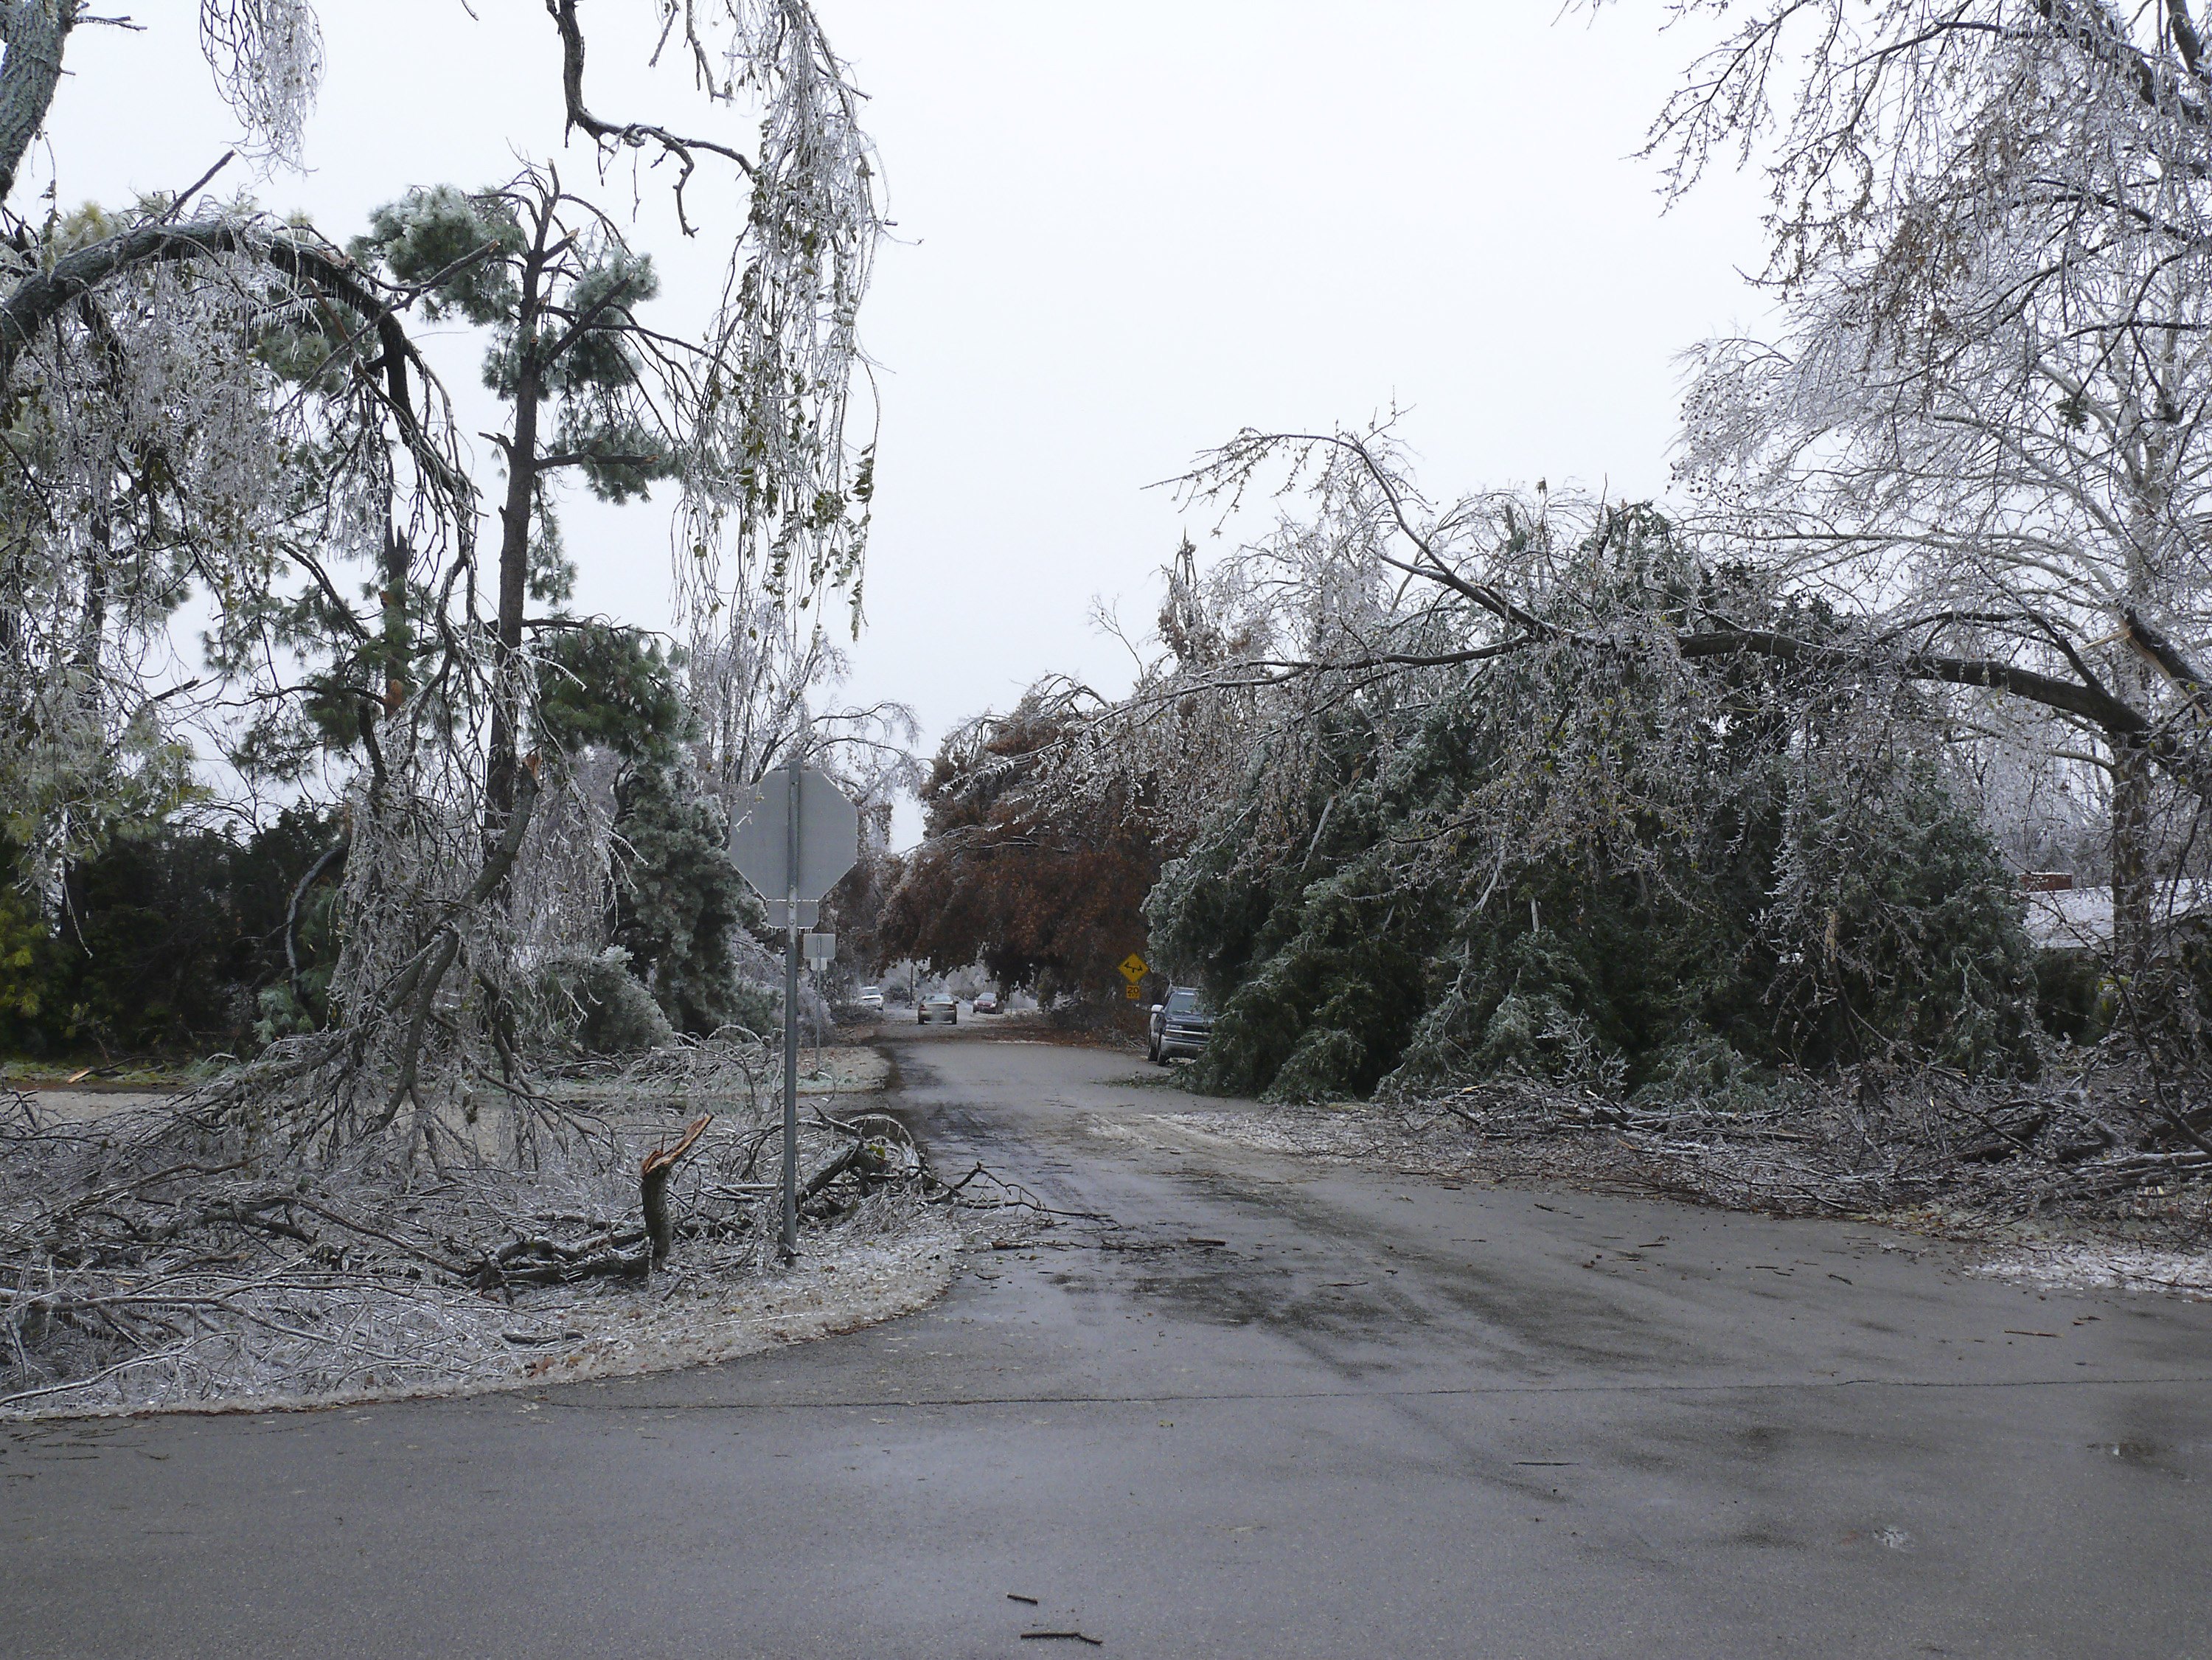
<box><xmin>1143</xmin><ymin>1063</ymin><xmax>2211</xmax><ymax>1292</ymax></box>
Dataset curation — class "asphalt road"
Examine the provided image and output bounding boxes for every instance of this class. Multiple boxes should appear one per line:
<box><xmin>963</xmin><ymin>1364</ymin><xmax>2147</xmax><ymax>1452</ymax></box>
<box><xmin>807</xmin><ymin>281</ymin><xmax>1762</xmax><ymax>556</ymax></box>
<box><xmin>6</xmin><ymin>1032</ymin><xmax>2211</xmax><ymax>1659</ymax></box>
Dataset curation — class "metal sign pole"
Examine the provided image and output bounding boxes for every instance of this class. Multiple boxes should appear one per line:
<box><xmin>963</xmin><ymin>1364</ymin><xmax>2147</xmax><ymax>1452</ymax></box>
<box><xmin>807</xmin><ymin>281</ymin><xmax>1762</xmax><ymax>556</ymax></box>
<box><xmin>728</xmin><ymin>761</ymin><xmax>858</xmax><ymax>1264</ymax></box>
<box><xmin>781</xmin><ymin>763</ymin><xmax>802</xmax><ymax>1259</ymax></box>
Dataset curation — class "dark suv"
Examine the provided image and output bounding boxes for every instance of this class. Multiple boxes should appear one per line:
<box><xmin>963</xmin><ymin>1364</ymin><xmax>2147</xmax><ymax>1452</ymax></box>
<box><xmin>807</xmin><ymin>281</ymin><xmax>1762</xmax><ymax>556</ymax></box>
<box><xmin>1147</xmin><ymin>985</ymin><xmax>1213</xmax><ymax>1065</ymax></box>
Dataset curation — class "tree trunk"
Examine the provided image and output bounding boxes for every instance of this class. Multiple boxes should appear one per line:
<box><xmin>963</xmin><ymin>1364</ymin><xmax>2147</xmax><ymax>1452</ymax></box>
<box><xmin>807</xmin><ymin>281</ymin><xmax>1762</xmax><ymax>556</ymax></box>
<box><xmin>484</xmin><ymin>250</ymin><xmax>548</xmax><ymax>838</ymax></box>
<box><xmin>2113</xmin><ymin>429</ymin><xmax>2171</xmax><ymax>1001</ymax></box>
<box><xmin>0</xmin><ymin>1</ymin><xmax>72</xmax><ymax>210</ymax></box>
<box><xmin>378</xmin><ymin>507</ymin><xmax>412</xmax><ymax>712</ymax></box>
<box><xmin>2111</xmin><ymin>735</ymin><xmax>2155</xmax><ymax>987</ymax></box>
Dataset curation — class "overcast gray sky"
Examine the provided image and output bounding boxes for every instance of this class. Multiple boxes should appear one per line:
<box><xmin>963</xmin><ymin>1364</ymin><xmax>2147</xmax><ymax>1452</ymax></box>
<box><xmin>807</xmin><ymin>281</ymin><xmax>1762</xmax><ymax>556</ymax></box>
<box><xmin>44</xmin><ymin>2</ymin><xmax>1769</xmax><ymax>844</ymax></box>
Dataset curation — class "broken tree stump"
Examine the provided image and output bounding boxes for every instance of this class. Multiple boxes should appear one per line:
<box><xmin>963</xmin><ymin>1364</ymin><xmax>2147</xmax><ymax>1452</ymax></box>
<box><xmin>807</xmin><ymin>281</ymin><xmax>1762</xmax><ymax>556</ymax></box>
<box><xmin>640</xmin><ymin>1114</ymin><xmax>713</xmax><ymax>1265</ymax></box>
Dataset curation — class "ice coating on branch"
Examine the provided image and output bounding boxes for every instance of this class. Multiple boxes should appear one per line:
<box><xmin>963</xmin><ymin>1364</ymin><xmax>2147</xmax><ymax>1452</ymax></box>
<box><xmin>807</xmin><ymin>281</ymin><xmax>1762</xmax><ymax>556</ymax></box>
<box><xmin>0</xmin><ymin>0</ymin><xmax>885</xmax><ymax>1173</ymax></box>
<box><xmin>672</xmin><ymin>0</ymin><xmax>882</xmax><ymax>636</ymax></box>
<box><xmin>200</xmin><ymin>0</ymin><xmax>325</xmax><ymax>166</ymax></box>
<box><xmin>1646</xmin><ymin>0</ymin><xmax>2212</xmax><ymax>978</ymax></box>
<box><xmin>1</xmin><ymin>222</ymin><xmax>305</xmax><ymax>875</ymax></box>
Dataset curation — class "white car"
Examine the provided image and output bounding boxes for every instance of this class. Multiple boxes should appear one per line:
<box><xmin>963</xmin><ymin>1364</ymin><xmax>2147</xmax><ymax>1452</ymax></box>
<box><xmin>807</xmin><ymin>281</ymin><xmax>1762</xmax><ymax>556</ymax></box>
<box><xmin>856</xmin><ymin>986</ymin><xmax>884</xmax><ymax>1011</ymax></box>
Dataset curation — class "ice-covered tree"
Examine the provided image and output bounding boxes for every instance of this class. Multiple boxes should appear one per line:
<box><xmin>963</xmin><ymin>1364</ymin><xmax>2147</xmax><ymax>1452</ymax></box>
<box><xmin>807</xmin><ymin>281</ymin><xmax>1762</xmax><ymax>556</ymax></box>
<box><xmin>1023</xmin><ymin>429</ymin><xmax>2043</xmax><ymax>1094</ymax></box>
<box><xmin>1611</xmin><ymin>0</ymin><xmax>2212</xmax><ymax>977</ymax></box>
<box><xmin>0</xmin><ymin>1</ymin><xmax>888</xmax><ymax>1150</ymax></box>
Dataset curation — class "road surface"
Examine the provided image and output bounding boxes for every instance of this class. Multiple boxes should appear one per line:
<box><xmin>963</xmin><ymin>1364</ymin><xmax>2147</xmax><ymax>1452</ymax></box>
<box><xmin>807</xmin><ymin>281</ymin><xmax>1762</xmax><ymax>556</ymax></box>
<box><xmin>6</xmin><ymin>1031</ymin><xmax>2210</xmax><ymax>1658</ymax></box>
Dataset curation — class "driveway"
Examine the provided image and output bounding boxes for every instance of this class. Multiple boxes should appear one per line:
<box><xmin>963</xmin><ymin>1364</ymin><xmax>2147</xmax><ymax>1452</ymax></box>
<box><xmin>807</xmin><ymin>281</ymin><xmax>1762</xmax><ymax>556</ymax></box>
<box><xmin>5</xmin><ymin>1031</ymin><xmax>2208</xmax><ymax>1658</ymax></box>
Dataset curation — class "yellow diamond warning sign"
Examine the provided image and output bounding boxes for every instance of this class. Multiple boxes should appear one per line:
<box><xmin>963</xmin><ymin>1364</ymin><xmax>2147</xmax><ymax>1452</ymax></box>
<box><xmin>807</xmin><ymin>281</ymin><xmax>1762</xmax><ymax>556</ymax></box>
<box><xmin>1118</xmin><ymin>953</ymin><xmax>1148</xmax><ymax>984</ymax></box>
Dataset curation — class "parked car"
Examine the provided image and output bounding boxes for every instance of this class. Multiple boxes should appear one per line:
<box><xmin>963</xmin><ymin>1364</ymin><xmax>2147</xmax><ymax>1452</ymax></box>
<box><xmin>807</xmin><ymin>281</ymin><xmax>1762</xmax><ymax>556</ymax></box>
<box><xmin>972</xmin><ymin>990</ymin><xmax>1000</xmax><ymax>1015</ymax></box>
<box><xmin>1148</xmin><ymin>984</ymin><xmax>1213</xmax><ymax>1063</ymax></box>
<box><xmin>917</xmin><ymin>993</ymin><xmax>959</xmax><ymax>1025</ymax></box>
<box><xmin>857</xmin><ymin>985</ymin><xmax>885</xmax><ymax>1012</ymax></box>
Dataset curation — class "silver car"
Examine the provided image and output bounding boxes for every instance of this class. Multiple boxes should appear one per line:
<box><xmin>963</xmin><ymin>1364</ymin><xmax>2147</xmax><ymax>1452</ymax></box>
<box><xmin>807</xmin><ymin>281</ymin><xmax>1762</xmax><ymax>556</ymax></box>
<box><xmin>917</xmin><ymin>993</ymin><xmax>959</xmax><ymax>1025</ymax></box>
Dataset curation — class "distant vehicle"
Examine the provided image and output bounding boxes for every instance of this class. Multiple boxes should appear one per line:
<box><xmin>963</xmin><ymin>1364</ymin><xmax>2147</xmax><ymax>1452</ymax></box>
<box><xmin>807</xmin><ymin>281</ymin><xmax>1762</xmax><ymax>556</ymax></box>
<box><xmin>972</xmin><ymin>991</ymin><xmax>1000</xmax><ymax>1015</ymax></box>
<box><xmin>917</xmin><ymin>993</ymin><xmax>959</xmax><ymax>1025</ymax></box>
<box><xmin>1148</xmin><ymin>985</ymin><xmax>1213</xmax><ymax>1064</ymax></box>
<box><xmin>856</xmin><ymin>986</ymin><xmax>884</xmax><ymax>1012</ymax></box>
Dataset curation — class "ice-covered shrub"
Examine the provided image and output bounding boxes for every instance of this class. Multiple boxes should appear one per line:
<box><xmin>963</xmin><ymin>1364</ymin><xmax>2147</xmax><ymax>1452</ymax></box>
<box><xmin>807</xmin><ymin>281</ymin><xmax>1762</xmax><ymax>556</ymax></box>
<box><xmin>533</xmin><ymin>948</ymin><xmax>673</xmax><ymax>1055</ymax></box>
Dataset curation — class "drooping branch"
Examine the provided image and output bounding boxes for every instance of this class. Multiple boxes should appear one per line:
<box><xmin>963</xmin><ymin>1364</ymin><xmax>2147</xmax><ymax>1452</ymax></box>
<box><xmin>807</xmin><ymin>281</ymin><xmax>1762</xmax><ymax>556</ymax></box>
<box><xmin>0</xmin><ymin>214</ymin><xmax>468</xmax><ymax>503</ymax></box>
<box><xmin>1674</xmin><ymin>626</ymin><xmax>2146</xmax><ymax>732</ymax></box>
<box><xmin>284</xmin><ymin>828</ymin><xmax>349</xmax><ymax>1010</ymax></box>
<box><xmin>375</xmin><ymin>759</ymin><xmax>542</xmax><ymax>1130</ymax></box>
<box><xmin>1143</xmin><ymin>605</ymin><xmax>2166</xmax><ymax>748</ymax></box>
<box><xmin>1179</xmin><ymin>426</ymin><xmax>2212</xmax><ymax>815</ymax></box>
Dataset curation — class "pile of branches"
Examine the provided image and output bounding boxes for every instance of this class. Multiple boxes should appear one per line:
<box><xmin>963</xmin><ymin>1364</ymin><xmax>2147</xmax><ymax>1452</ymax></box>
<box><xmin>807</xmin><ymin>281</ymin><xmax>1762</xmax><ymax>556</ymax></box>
<box><xmin>0</xmin><ymin>1038</ymin><xmax>939</xmax><ymax>1417</ymax></box>
<box><xmin>1380</xmin><ymin>1049</ymin><xmax>2212</xmax><ymax>1234</ymax></box>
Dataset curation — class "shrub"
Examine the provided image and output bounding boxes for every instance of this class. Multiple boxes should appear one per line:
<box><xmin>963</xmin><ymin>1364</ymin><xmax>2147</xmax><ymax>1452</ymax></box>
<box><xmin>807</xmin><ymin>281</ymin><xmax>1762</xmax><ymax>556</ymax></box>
<box><xmin>532</xmin><ymin>948</ymin><xmax>674</xmax><ymax>1055</ymax></box>
<box><xmin>611</xmin><ymin>763</ymin><xmax>768</xmax><ymax>1036</ymax></box>
<box><xmin>0</xmin><ymin>808</ymin><xmax>344</xmax><ymax>1058</ymax></box>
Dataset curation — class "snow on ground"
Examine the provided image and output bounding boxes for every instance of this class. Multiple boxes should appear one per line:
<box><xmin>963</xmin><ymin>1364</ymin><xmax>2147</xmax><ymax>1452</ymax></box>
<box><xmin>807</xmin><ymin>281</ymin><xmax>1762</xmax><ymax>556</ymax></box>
<box><xmin>494</xmin><ymin>1206</ymin><xmax>961</xmax><ymax>1392</ymax></box>
<box><xmin>796</xmin><ymin>1046</ymin><xmax>893</xmax><ymax>1095</ymax></box>
<box><xmin>8</xmin><ymin>1087</ymin><xmax>181</xmax><ymax>1122</ymax></box>
<box><xmin>1154</xmin><ymin>1109</ymin><xmax>1378</xmax><ymax>1161</ymax></box>
<box><xmin>17</xmin><ymin>1046</ymin><xmax>892</xmax><ymax>1126</ymax></box>
<box><xmin>13</xmin><ymin>1205</ymin><xmax>961</xmax><ymax>1420</ymax></box>
<box><xmin>1969</xmin><ymin>1242</ymin><xmax>2212</xmax><ymax>1301</ymax></box>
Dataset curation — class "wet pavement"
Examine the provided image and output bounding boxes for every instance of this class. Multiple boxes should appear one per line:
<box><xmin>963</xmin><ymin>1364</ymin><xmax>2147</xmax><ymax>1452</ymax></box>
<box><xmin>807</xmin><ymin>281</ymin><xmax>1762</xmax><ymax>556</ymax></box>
<box><xmin>5</xmin><ymin>1031</ymin><xmax>2210</xmax><ymax>1658</ymax></box>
